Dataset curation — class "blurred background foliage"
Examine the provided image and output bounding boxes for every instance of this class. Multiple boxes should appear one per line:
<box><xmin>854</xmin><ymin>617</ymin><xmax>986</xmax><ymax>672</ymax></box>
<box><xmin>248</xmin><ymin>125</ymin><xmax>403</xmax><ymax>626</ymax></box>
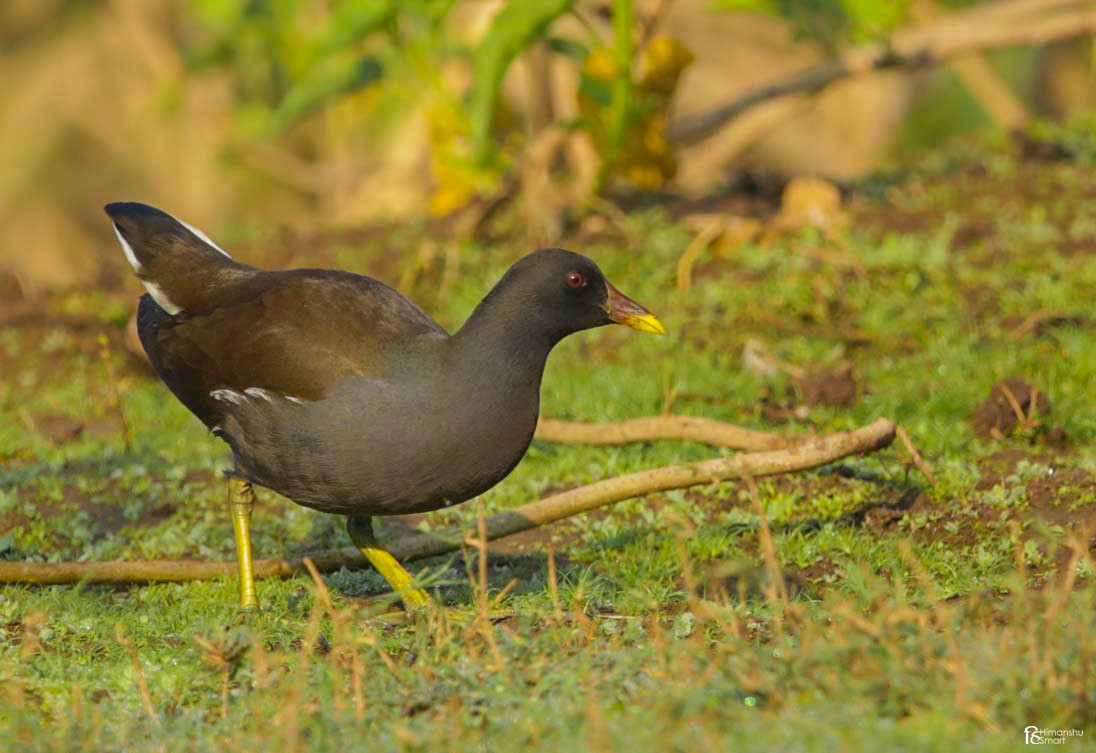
<box><xmin>0</xmin><ymin>0</ymin><xmax>1094</xmax><ymax>297</ymax></box>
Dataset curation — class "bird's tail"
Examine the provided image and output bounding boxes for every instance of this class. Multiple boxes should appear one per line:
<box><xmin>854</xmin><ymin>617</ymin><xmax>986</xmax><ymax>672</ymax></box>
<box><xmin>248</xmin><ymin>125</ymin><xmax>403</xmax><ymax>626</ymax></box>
<box><xmin>104</xmin><ymin>202</ymin><xmax>250</xmax><ymax>315</ymax></box>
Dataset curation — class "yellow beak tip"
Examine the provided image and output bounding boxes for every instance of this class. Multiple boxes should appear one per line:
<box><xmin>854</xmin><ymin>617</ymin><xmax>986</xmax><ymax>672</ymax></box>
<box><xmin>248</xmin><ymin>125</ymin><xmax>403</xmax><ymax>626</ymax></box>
<box><xmin>627</xmin><ymin>314</ymin><xmax>667</xmax><ymax>335</ymax></box>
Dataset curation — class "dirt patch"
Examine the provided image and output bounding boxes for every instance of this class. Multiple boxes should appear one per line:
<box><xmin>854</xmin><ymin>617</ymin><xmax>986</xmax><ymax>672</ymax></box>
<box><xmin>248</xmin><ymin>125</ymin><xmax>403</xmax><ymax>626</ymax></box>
<box><xmin>484</xmin><ymin>524</ymin><xmax>569</xmax><ymax>556</ymax></box>
<box><xmin>697</xmin><ymin>558</ymin><xmax>806</xmax><ymax>602</ymax></box>
<box><xmin>667</xmin><ymin>171</ymin><xmax>787</xmax><ymax>224</ymax></box>
<box><xmin>974</xmin><ymin>451</ymin><xmax>1096</xmax><ymax>527</ymax></box>
<box><xmin>20</xmin><ymin>413</ymin><xmax>122</xmax><ymax>445</ymax></box>
<box><xmin>0</xmin><ymin>470</ymin><xmax>218</xmax><ymax>553</ymax></box>
<box><xmin>1013</xmin><ymin>131</ymin><xmax>1073</xmax><ymax>163</ymax></box>
<box><xmin>908</xmin><ymin>451</ymin><xmax>1096</xmax><ymax>556</ymax></box>
<box><xmin>853</xmin><ymin>201</ymin><xmax>938</xmax><ymax>238</ymax></box>
<box><xmin>754</xmin><ymin>365</ymin><xmax>862</xmax><ymax>422</ymax></box>
<box><xmin>1002</xmin><ymin>312</ymin><xmax>1088</xmax><ymax>340</ymax></box>
<box><xmin>138</xmin><ymin>503</ymin><xmax>178</xmax><ymax>528</ymax></box>
<box><xmin>1025</xmin><ymin>467</ymin><xmax>1096</xmax><ymax>528</ymax></box>
<box><xmin>975</xmin><ymin>448</ymin><xmax>1035</xmax><ymax>485</ymax></box>
<box><xmin>954</xmin><ymin>280</ymin><xmax>1004</xmax><ymax>323</ymax></box>
<box><xmin>26</xmin><ymin>413</ymin><xmax>86</xmax><ymax>444</ymax></box>
<box><xmin>799</xmin><ymin>448</ymin><xmax>1096</xmax><ymax>571</ymax></box>
<box><xmin>971</xmin><ymin>378</ymin><xmax>1051</xmax><ymax>438</ymax></box>
<box><xmin>797</xmin><ymin>364</ymin><xmax>858</xmax><ymax>408</ymax></box>
<box><xmin>862</xmin><ymin>492</ymin><xmax>931</xmax><ymax>535</ymax></box>
<box><xmin>949</xmin><ymin>218</ymin><xmax>995</xmax><ymax>251</ymax></box>
<box><xmin>379</xmin><ymin>506</ymin><xmax>594</xmax><ymax>557</ymax></box>
<box><xmin>855</xmin><ymin>154</ymin><xmax>1096</xmax><ymax>266</ymax></box>
<box><xmin>0</xmin><ymin>313</ymin><xmax>140</xmax><ymax>388</ymax></box>
<box><xmin>0</xmin><ymin>484</ymin><xmax>128</xmax><ymax>551</ymax></box>
<box><xmin>1056</xmin><ymin>238</ymin><xmax>1096</xmax><ymax>257</ymax></box>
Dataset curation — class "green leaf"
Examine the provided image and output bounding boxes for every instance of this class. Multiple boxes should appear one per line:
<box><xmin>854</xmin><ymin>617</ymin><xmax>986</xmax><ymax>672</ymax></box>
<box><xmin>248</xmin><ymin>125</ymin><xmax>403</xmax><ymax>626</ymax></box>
<box><xmin>547</xmin><ymin>35</ymin><xmax>589</xmax><ymax>61</ymax></box>
<box><xmin>579</xmin><ymin>73</ymin><xmax>613</xmax><ymax>108</ymax></box>
<box><xmin>271</xmin><ymin>56</ymin><xmax>385</xmax><ymax>132</ymax></box>
<box><xmin>777</xmin><ymin>0</ymin><xmax>850</xmax><ymax>50</ymax></box>
<box><xmin>709</xmin><ymin>0</ymin><xmax>778</xmax><ymax>12</ymax></box>
<box><xmin>840</xmin><ymin>0</ymin><xmax>909</xmax><ymax>40</ymax></box>
<box><xmin>312</xmin><ymin>0</ymin><xmax>395</xmax><ymax>63</ymax></box>
<box><xmin>606</xmin><ymin>0</ymin><xmax>634</xmax><ymax>162</ymax></box>
<box><xmin>467</xmin><ymin>0</ymin><xmax>574</xmax><ymax>163</ymax></box>
<box><xmin>712</xmin><ymin>0</ymin><xmax>911</xmax><ymax>47</ymax></box>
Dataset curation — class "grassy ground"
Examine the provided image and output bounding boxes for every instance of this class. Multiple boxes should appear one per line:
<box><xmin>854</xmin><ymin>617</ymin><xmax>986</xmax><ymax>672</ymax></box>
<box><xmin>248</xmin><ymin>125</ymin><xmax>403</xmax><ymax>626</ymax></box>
<box><xmin>2</xmin><ymin>130</ymin><xmax>1096</xmax><ymax>751</ymax></box>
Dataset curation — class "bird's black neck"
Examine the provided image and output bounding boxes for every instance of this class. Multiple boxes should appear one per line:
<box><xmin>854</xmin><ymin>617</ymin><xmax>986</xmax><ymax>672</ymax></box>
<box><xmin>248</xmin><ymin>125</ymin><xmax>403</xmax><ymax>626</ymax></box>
<box><xmin>449</xmin><ymin>278</ymin><xmax>561</xmax><ymax>387</ymax></box>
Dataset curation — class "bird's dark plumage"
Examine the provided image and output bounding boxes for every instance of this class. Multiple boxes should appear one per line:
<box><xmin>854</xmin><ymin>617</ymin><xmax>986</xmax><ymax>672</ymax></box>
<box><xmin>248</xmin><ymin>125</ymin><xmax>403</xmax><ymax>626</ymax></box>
<box><xmin>108</xmin><ymin>201</ymin><xmax>663</xmax><ymax>516</ymax></box>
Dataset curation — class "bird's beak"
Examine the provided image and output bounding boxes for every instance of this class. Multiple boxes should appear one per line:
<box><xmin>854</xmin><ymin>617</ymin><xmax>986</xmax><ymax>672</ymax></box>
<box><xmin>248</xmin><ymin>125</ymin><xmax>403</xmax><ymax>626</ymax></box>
<box><xmin>603</xmin><ymin>281</ymin><xmax>666</xmax><ymax>335</ymax></box>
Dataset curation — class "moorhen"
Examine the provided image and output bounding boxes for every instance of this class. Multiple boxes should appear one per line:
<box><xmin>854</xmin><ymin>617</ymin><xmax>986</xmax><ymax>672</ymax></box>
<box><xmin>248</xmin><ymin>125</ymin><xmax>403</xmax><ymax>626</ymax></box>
<box><xmin>106</xmin><ymin>202</ymin><xmax>664</xmax><ymax>610</ymax></box>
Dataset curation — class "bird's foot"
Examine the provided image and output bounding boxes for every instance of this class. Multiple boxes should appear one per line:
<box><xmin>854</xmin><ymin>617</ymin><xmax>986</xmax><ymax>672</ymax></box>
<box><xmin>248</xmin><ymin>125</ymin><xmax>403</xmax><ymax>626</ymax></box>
<box><xmin>233</xmin><ymin>602</ymin><xmax>261</xmax><ymax>625</ymax></box>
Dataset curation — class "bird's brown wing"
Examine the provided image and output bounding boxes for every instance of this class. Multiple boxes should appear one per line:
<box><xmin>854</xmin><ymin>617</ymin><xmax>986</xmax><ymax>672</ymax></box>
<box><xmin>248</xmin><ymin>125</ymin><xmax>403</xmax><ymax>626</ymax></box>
<box><xmin>138</xmin><ymin>269</ymin><xmax>446</xmax><ymax>428</ymax></box>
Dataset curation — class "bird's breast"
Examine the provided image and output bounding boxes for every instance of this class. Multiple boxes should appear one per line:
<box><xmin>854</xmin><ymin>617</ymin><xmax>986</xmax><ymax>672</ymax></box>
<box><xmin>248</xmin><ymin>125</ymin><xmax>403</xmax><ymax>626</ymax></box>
<box><xmin>226</xmin><ymin>374</ymin><xmax>542</xmax><ymax>515</ymax></box>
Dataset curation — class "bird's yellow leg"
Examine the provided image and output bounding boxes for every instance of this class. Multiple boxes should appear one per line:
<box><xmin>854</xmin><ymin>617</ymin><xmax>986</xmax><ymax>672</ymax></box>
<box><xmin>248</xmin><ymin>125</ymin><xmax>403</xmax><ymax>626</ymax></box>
<box><xmin>228</xmin><ymin>478</ymin><xmax>259</xmax><ymax>612</ymax></box>
<box><xmin>347</xmin><ymin>516</ymin><xmax>431</xmax><ymax>609</ymax></box>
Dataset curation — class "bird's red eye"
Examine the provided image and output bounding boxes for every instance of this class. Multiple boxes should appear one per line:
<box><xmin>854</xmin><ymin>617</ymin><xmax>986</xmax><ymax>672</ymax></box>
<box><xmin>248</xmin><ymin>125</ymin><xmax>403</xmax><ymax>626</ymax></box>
<box><xmin>566</xmin><ymin>272</ymin><xmax>586</xmax><ymax>288</ymax></box>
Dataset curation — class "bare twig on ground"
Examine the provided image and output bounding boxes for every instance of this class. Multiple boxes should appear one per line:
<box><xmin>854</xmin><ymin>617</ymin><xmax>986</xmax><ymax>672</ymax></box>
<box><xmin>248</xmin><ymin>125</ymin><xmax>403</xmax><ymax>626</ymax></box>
<box><xmin>913</xmin><ymin>0</ymin><xmax>1031</xmax><ymax>130</ymax></box>
<box><xmin>742</xmin><ymin>474</ymin><xmax>789</xmax><ymax>621</ymax></box>
<box><xmin>998</xmin><ymin>382</ymin><xmax>1030</xmax><ymax>428</ymax></box>
<box><xmin>945</xmin><ymin>53</ymin><xmax>1031</xmax><ymax>128</ymax></box>
<box><xmin>670</xmin><ymin>0</ymin><xmax>1096</xmax><ymax>145</ymax></box>
<box><xmin>534</xmin><ymin>414</ymin><xmax>808</xmax><ymax>450</ymax></box>
<box><xmin>676</xmin><ymin>219</ymin><xmax>724</xmax><ymax>293</ymax></box>
<box><xmin>114</xmin><ymin>625</ymin><xmax>158</xmax><ymax>723</ymax></box>
<box><xmin>1008</xmin><ymin>310</ymin><xmax>1086</xmax><ymax>339</ymax></box>
<box><xmin>895</xmin><ymin>425</ymin><xmax>937</xmax><ymax>486</ymax></box>
<box><xmin>0</xmin><ymin>419</ymin><xmax>896</xmax><ymax>586</ymax></box>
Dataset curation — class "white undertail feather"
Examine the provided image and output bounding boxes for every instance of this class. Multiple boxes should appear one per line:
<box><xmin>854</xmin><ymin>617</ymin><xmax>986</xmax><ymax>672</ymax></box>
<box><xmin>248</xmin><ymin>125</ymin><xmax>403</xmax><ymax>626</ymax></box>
<box><xmin>143</xmin><ymin>282</ymin><xmax>182</xmax><ymax>315</ymax></box>
<box><xmin>113</xmin><ymin>224</ymin><xmax>182</xmax><ymax>314</ymax></box>
<box><xmin>112</xmin><ymin>210</ymin><xmax>231</xmax><ymax>315</ymax></box>
<box><xmin>113</xmin><ymin>225</ymin><xmax>142</xmax><ymax>273</ymax></box>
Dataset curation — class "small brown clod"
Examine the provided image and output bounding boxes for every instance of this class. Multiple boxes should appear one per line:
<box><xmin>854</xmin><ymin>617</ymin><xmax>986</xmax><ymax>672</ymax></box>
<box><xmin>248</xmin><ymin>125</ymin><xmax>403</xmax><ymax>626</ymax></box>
<box><xmin>798</xmin><ymin>364</ymin><xmax>858</xmax><ymax>408</ymax></box>
<box><xmin>971</xmin><ymin>378</ymin><xmax>1050</xmax><ymax>437</ymax></box>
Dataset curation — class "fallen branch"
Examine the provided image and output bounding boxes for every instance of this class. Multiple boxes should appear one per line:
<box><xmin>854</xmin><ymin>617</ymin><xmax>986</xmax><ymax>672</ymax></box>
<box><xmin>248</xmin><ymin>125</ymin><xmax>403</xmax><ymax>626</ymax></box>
<box><xmin>670</xmin><ymin>0</ymin><xmax>1096</xmax><ymax>145</ymax></box>
<box><xmin>534</xmin><ymin>414</ymin><xmax>808</xmax><ymax>451</ymax></box>
<box><xmin>0</xmin><ymin>419</ymin><xmax>895</xmax><ymax>586</ymax></box>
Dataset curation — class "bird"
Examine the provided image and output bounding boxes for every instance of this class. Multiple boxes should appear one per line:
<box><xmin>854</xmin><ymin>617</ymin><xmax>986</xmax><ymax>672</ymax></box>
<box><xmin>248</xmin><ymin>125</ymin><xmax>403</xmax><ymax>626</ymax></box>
<box><xmin>105</xmin><ymin>201</ymin><xmax>665</xmax><ymax>611</ymax></box>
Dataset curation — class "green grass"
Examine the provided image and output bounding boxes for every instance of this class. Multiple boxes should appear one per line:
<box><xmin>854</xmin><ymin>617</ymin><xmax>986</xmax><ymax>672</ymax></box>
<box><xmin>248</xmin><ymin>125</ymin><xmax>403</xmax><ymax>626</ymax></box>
<box><xmin>3</xmin><ymin>130</ymin><xmax>1096</xmax><ymax>751</ymax></box>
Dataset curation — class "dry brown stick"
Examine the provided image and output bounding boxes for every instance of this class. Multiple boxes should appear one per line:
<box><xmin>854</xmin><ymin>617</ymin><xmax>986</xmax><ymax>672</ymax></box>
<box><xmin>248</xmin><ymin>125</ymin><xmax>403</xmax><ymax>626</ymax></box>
<box><xmin>534</xmin><ymin>415</ymin><xmax>807</xmax><ymax>451</ymax></box>
<box><xmin>670</xmin><ymin>0</ymin><xmax>1096</xmax><ymax>145</ymax></box>
<box><xmin>675</xmin><ymin>219</ymin><xmax>724</xmax><ymax>293</ymax></box>
<box><xmin>114</xmin><ymin>625</ymin><xmax>158</xmax><ymax>723</ymax></box>
<box><xmin>0</xmin><ymin>419</ymin><xmax>895</xmax><ymax>586</ymax></box>
<box><xmin>945</xmin><ymin>52</ymin><xmax>1031</xmax><ymax>128</ymax></box>
<box><xmin>895</xmin><ymin>425</ymin><xmax>937</xmax><ymax>487</ymax></box>
<box><xmin>742</xmin><ymin>474</ymin><xmax>789</xmax><ymax>613</ymax></box>
<box><xmin>914</xmin><ymin>0</ymin><xmax>1031</xmax><ymax>130</ymax></box>
<box><xmin>998</xmin><ymin>383</ymin><xmax>1029</xmax><ymax>427</ymax></box>
<box><xmin>1008</xmin><ymin>310</ymin><xmax>1085</xmax><ymax>340</ymax></box>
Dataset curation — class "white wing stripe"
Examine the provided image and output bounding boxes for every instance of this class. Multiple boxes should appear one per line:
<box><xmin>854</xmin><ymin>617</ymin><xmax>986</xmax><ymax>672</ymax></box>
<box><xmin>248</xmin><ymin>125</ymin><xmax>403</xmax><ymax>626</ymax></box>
<box><xmin>177</xmin><ymin>217</ymin><xmax>232</xmax><ymax>259</ymax></box>
<box><xmin>210</xmin><ymin>388</ymin><xmax>308</xmax><ymax>406</ymax></box>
